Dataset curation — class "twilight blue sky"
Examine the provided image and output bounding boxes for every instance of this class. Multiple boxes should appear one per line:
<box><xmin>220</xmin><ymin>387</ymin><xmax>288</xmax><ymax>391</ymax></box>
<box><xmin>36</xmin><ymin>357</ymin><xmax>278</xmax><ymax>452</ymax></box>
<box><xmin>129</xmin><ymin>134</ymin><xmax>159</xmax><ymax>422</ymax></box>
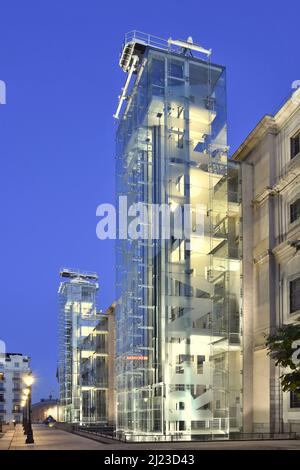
<box><xmin>0</xmin><ymin>0</ymin><xmax>299</xmax><ymax>401</ymax></box>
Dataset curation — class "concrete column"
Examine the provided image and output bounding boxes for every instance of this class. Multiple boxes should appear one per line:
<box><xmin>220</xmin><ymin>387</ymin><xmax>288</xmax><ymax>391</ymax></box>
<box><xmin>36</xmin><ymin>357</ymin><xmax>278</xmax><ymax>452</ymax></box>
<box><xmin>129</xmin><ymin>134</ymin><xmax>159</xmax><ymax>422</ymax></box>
<box><xmin>241</xmin><ymin>163</ymin><xmax>254</xmax><ymax>432</ymax></box>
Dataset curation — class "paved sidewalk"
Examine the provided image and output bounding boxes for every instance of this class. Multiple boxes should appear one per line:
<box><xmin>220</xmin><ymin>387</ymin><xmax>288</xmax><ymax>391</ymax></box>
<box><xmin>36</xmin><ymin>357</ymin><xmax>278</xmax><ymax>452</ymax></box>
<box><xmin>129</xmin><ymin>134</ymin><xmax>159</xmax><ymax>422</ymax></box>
<box><xmin>0</xmin><ymin>429</ymin><xmax>15</xmax><ymax>450</ymax></box>
<box><xmin>8</xmin><ymin>424</ymin><xmax>107</xmax><ymax>450</ymax></box>
<box><xmin>3</xmin><ymin>424</ymin><xmax>300</xmax><ymax>450</ymax></box>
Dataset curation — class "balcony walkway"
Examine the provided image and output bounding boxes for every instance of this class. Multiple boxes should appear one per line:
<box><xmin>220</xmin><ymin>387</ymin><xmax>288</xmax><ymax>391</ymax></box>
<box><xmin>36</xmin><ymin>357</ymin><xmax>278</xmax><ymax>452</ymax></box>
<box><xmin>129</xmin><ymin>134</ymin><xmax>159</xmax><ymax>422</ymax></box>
<box><xmin>1</xmin><ymin>424</ymin><xmax>300</xmax><ymax>450</ymax></box>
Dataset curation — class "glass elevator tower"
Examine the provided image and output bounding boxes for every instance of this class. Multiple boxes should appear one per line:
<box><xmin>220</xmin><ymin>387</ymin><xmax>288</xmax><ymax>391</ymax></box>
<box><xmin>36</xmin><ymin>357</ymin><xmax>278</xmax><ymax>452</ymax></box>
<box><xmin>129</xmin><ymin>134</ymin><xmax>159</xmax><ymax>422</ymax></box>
<box><xmin>115</xmin><ymin>31</ymin><xmax>242</xmax><ymax>441</ymax></box>
<box><xmin>58</xmin><ymin>268</ymin><xmax>99</xmax><ymax>423</ymax></box>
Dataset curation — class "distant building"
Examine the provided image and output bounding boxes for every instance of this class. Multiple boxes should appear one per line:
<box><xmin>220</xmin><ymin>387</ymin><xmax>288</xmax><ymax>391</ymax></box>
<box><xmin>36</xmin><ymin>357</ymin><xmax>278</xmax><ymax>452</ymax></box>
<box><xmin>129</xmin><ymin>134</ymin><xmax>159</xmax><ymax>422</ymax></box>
<box><xmin>81</xmin><ymin>303</ymin><xmax>116</xmax><ymax>425</ymax></box>
<box><xmin>0</xmin><ymin>353</ymin><xmax>31</xmax><ymax>424</ymax></box>
<box><xmin>32</xmin><ymin>396</ymin><xmax>60</xmax><ymax>423</ymax></box>
<box><xmin>232</xmin><ymin>88</ymin><xmax>300</xmax><ymax>433</ymax></box>
<box><xmin>58</xmin><ymin>268</ymin><xmax>99</xmax><ymax>423</ymax></box>
<box><xmin>58</xmin><ymin>268</ymin><xmax>116</xmax><ymax>425</ymax></box>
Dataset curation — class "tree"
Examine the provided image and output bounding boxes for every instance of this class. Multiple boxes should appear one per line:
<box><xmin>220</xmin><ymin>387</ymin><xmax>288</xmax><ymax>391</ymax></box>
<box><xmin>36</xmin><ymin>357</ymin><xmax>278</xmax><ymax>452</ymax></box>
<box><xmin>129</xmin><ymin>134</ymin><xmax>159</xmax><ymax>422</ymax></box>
<box><xmin>265</xmin><ymin>321</ymin><xmax>300</xmax><ymax>395</ymax></box>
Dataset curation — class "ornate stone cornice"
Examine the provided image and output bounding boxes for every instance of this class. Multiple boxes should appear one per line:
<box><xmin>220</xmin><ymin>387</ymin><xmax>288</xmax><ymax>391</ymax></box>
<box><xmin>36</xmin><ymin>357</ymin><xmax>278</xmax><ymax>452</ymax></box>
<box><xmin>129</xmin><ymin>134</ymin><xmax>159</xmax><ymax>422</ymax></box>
<box><xmin>253</xmin><ymin>249</ymin><xmax>272</xmax><ymax>265</ymax></box>
<box><xmin>272</xmin><ymin>239</ymin><xmax>299</xmax><ymax>263</ymax></box>
<box><xmin>232</xmin><ymin>116</ymin><xmax>277</xmax><ymax>162</ymax></box>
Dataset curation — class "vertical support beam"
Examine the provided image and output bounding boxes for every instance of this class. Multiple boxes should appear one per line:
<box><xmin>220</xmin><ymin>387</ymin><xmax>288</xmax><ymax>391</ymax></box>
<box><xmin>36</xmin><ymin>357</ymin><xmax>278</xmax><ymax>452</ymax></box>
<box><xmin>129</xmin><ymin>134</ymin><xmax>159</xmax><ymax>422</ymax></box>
<box><xmin>268</xmin><ymin>132</ymin><xmax>280</xmax><ymax>433</ymax></box>
<box><xmin>113</xmin><ymin>55</ymin><xmax>139</xmax><ymax>119</ymax></box>
<box><xmin>241</xmin><ymin>162</ymin><xmax>254</xmax><ymax>432</ymax></box>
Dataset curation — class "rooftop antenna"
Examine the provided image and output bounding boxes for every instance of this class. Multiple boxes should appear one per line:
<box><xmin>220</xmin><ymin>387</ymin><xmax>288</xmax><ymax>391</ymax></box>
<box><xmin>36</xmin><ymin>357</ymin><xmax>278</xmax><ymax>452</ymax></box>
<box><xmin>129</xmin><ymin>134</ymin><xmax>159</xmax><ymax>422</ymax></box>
<box><xmin>168</xmin><ymin>36</ymin><xmax>212</xmax><ymax>57</ymax></box>
<box><xmin>181</xmin><ymin>36</ymin><xmax>194</xmax><ymax>56</ymax></box>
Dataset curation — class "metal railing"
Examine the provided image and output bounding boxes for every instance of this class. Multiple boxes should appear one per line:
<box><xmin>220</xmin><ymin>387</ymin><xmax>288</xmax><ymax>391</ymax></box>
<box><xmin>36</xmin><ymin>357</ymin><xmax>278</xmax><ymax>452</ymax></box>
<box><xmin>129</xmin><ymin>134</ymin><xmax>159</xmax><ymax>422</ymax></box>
<box><xmin>112</xmin><ymin>431</ymin><xmax>299</xmax><ymax>443</ymax></box>
<box><xmin>70</xmin><ymin>424</ymin><xmax>299</xmax><ymax>443</ymax></box>
<box><xmin>123</xmin><ymin>30</ymin><xmax>211</xmax><ymax>61</ymax></box>
<box><xmin>124</xmin><ymin>31</ymin><xmax>170</xmax><ymax>52</ymax></box>
<box><xmin>72</xmin><ymin>424</ymin><xmax>116</xmax><ymax>441</ymax></box>
<box><xmin>229</xmin><ymin>432</ymin><xmax>298</xmax><ymax>441</ymax></box>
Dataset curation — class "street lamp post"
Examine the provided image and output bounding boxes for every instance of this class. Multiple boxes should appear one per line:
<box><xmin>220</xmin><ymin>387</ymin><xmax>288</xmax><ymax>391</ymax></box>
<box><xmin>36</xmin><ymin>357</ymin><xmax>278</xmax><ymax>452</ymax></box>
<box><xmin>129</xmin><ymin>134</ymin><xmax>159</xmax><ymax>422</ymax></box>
<box><xmin>22</xmin><ymin>389</ymin><xmax>29</xmax><ymax>435</ymax></box>
<box><xmin>22</xmin><ymin>388</ymin><xmax>29</xmax><ymax>434</ymax></box>
<box><xmin>23</xmin><ymin>373</ymin><xmax>34</xmax><ymax>444</ymax></box>
<box><xmin>25</xmin><ymin>387</ymin><xmax>34</xmax><ymax>444</ymax></box>
<box><xmin>22</xmin><ymin>398</ymin><xmax>27</xmax><ymax>435</ymax></box>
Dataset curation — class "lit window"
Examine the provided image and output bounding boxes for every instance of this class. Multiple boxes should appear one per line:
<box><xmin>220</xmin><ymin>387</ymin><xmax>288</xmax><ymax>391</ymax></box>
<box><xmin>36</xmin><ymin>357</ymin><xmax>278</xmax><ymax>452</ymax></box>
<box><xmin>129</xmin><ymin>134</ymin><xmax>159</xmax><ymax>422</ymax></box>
<box><xmin>290</xmin><ymin>277</ymin><xmax>300</xmax><ymax>314</ymax></box>
<box><xmin>291</xmin><ymin>132</ymin><xmax>300</xmax><ymax>159</ymax></box>
<box><xmin>290</xmin><ymin>198</ymin><xmax>300</xmax><ymax>223</ymax></box>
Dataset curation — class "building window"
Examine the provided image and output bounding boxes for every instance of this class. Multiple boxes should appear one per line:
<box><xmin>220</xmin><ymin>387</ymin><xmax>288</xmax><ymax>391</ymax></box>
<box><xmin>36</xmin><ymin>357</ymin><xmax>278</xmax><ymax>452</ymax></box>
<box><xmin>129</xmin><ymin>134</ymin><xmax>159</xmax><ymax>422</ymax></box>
<box><xmin>81</xmin><ymin>287</ymin><xmax>92</xmax><ymax>301</ymax></box>
<box><xmin>178</xmin><ymin>354</ymin><xmax>194</xmax><ymax>364</ymax></box>
<box><xmin>177</xmin><ymin>402</ymin><xmax>185</xmax><ymax>410</ymax></box>
<box><xmin>291</xmin><ymin>132</ymin><xmax>300</xmax><ymax>159</ymax></box>
<box><xmin>290</xmin><ymin>391</ymin><xmax>300</xmax><ymax>408</ymax></box>
<box><xmin>197</xmin><ymin>355</ymin><xmax>205</xmax><ymax>374</ymax></box>
<box><xmin>175</xmin><ymin>385</ymin><xmax>185</xmax><ymax>391</ymax></box>
<box><xmin>290</xmin><ymin>277</ymin><xmax>300</xmax><ymax>314</ymax></box>
<box><xmin>169</xmin><ymin>60</ymin><xmax>184</xmax><ymax>79</ymax></box>
<box><xmin>178</xmin><ymin>420</ymin><xmax>186</xmax><ymax>431</ymax></box>
<box><xmin>177</xmin><ymin>134</ymin><xmax>184</xmax><ymax>149</ymax></box>
<box><xmin>290</xmin><ymin>199</ymin><xmax>300</xmax><ymax>224</ymax></box>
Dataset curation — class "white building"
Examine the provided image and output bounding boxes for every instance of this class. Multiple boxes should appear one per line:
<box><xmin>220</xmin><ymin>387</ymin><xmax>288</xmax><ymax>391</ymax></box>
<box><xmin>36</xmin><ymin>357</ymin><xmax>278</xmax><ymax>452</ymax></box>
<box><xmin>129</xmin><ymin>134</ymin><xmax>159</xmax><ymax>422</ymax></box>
<box><xmin>0</xmin><ymin>353</ymin><xmax>31</xmax><ymax>424</ymax></box>
<box><xmin>233</xmin><ymin>87</ymin><xmax>300</xmax><ymax>433</ymax></box>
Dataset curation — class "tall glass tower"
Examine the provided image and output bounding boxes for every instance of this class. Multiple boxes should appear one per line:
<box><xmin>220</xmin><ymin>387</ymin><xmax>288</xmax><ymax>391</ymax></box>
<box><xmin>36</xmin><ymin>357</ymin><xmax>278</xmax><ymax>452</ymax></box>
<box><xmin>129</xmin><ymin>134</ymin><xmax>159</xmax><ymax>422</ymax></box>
<box><xmin>115</xmin><ymin>31</ymin><xmax>242</xmax><ymax>441</ymax></box>
<box><xmin>58</xmin><ymin>268</ymin><xmax>99</xmax><ymax>423</ymax></box>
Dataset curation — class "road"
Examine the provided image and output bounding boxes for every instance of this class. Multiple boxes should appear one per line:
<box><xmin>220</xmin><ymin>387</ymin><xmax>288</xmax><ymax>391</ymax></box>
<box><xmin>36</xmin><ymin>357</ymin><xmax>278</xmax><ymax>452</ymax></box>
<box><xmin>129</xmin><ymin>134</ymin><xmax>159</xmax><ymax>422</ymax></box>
<box><xmin>1</xmin><ymin>424</ymin><xmax>300</xmax><ymax>450</ymax></box>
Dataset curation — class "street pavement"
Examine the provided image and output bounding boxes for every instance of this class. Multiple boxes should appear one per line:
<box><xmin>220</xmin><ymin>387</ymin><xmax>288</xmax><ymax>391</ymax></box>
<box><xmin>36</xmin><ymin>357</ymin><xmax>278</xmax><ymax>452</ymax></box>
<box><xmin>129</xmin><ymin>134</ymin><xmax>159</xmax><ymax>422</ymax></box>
<box><xmin>1</xmin><ymin>424</ymin><xmax>300</xmax><ymax>450</ymax></box>
<box><xmin>0</xmin><ymin>429</ymin><xmax>15</xmax><ymax>451</ymax></box>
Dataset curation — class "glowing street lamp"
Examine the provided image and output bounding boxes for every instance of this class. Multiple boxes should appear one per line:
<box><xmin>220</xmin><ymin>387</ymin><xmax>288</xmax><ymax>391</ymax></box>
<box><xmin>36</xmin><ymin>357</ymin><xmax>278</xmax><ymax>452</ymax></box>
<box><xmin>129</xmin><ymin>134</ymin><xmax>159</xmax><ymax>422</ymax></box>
<box><xmin>22</xmin><ymin>373</ymin><xmax>35</xmax><ymax>444</ymax></box>
<box><xmin>23</xmin><ymin>374</ymin><xmax>34</xmax><ymax>387</ymax></box>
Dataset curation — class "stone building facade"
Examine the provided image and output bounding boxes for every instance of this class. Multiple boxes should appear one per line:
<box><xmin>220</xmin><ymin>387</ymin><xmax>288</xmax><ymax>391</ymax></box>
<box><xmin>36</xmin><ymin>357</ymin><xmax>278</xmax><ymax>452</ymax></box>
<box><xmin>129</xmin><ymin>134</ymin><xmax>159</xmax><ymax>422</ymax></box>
<box><xmin>233</xmin><ymin>87</ymin><xmax>300</xmax><ymax>433</ymax></box>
